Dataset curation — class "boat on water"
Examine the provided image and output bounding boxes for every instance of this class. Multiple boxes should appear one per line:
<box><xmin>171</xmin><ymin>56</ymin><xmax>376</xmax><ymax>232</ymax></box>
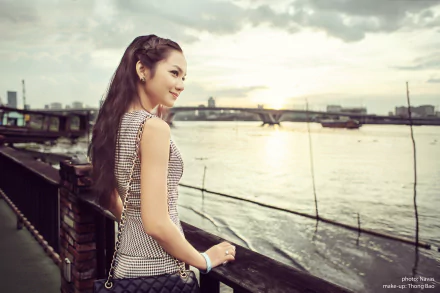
<box><xmin>0</xmin><ymin>106</ymin><xmax>90</xmax><ymax>144</ymax></box>
<box><xmin>321</xmin><ymin>118</ymin><xmax>361</xmax><ymax>129</ymax></box>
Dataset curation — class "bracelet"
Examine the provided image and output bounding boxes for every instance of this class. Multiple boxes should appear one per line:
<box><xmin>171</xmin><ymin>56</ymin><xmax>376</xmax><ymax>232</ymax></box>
<box><xmin>200</xmin><ymin>252</ymin><xmax>212</xmax><ymax>274</ymax></box>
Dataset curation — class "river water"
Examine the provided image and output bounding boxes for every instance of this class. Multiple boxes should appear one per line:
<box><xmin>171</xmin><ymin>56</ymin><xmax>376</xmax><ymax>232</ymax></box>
<box><xmin>45</xmin><ymin>121</ymin><xmax>440</xmax><ymax>292</ymax></box>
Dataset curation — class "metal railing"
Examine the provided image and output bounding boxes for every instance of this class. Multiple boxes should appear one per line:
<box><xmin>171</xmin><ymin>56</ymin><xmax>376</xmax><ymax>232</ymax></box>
<box><xmin>0</xmin><ymin>146</ymin><xmax>60</xmax><ymax>252</ymax></box>
<box><xmin>0</xmin><ymin>146</ymin><xmax>352</xmax><ymax>293</ymax></box>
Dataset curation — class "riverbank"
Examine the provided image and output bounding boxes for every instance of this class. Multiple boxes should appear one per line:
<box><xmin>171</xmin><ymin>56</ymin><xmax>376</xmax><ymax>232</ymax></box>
<box><xmin>173</xmin><ymin>116</ymin><xmax>440</xmax><ymax>126</ymax></box>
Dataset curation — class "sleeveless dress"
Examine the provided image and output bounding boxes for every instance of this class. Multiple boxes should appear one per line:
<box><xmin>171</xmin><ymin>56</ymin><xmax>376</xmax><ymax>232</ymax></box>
<box><xmin>113</xmin><ymin>110</ymin><xmax>185</xmax><ymax>278</ymax></box>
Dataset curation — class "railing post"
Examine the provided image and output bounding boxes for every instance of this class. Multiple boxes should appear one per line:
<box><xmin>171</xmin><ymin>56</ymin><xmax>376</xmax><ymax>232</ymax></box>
<box><xmin>59</xmin><ymin>161</ymin><xmax>98</xmax><ymax>293</ymax></box>
<box><xmin>16</xmin><ymin>214</ymin><xmax>23</xmax><ymax>230</ymax></box>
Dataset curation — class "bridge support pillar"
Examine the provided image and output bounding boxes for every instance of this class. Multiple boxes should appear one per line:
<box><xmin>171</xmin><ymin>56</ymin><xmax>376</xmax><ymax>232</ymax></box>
<box><xmin>257</xmin><ymin>112</ymin><xmax>282</xmax><ymax>126</ymax></box>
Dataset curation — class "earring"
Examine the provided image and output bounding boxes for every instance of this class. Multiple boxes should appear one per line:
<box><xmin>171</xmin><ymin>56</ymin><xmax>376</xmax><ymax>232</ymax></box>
<box><xmin>140</xmin><ymin>76</ymin><xmax>145</xmax><ymax>82</ymax></box>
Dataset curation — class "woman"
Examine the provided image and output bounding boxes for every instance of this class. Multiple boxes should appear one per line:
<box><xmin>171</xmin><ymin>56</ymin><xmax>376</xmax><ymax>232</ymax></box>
<box><xmin>90</xmin><ymin>35</ymin><xmax>236</xmax><ymax>280</ymax></box>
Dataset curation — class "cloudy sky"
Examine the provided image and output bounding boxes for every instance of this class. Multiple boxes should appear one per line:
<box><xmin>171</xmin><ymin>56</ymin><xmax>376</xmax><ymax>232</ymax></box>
<box><xmin>1</xmin><ymin>0</ymin><xmax>439</xmax><ymax>114</ymax></box>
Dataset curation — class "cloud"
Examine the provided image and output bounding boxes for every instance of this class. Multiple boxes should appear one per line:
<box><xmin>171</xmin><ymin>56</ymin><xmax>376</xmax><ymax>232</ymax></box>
<box><xmin>393</xmin><ymin>52</ymin><xmax>440</xmax><ymax>70</ymax></box>
<box><xmin>1</xmin><ymin>0</ymin><xmax>439</xmax><ymax>109</ymax></box>
<box><xmin>288</xmin><ymin>0</ymin><xmax>440</xmax><ymax>42</ymax></box>
<box><xmin>1</xmin><ymin>0</ymin><xmax>439</xmax><ymax>53</ymax></box>
<box><xmin>0</xmin><ymin>0</ymin><xmax>39</xmax><ymax>23</ymax></box>
<box><xmin>215</xmin><ymin>85</ymin><xmax>268</xmax><ymax>96</ymax></box>
<box><xmin>180</xmin><ymin>82</ymin><xmax>269</xmax><ymax>105</ymax></box>
<box><xmin>427</xmin><ymin>78</ymin><xmax>440</xmax><ymax>83</ymax></box>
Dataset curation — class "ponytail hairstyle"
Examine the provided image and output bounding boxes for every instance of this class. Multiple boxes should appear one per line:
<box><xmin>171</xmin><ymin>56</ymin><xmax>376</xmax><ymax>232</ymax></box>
<box><xmin>90</xmin><ymin>35</ymin><xmax>182</xmax><ymax>209</ymax></box>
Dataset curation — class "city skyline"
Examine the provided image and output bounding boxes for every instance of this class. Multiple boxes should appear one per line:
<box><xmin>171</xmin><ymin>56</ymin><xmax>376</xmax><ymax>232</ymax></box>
<box><xmin>2</xmin><ymin>92</ymin><xmax>439</xmax><ymax>119</ymax></box>
<box><xmin>1</xmin><ymin>0</ymin><xmax>439</xmax><ymax>115</ymax></box>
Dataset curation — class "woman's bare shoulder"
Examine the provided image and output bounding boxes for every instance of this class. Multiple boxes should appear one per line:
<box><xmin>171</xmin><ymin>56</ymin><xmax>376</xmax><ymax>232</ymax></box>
<box><xmin>139</xmin><ymin>116</ymin><xmax>170</xmax><ymax>149</ymax></box>
<box><xmin>143</xmin><ymin>116</ymin><xmax>170</xmax><ymax>132</ymax></box>
<box><xmin>140</xmin><ymin>116</ymin><xmax>170</xmax><ymax>158</ymax></box>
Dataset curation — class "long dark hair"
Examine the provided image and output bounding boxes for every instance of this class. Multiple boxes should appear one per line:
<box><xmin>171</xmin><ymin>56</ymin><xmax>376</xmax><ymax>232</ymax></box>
<box><xmin>90</xmin><ymin>35</ymin><xmax>182</xmax><ymax>209</ymax></box>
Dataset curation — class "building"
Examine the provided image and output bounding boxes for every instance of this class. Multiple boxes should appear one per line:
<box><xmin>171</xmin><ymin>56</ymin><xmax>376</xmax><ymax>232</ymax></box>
<box><xmin>72</xmin><ymin>101</ymin><xmax>83</xmax><ymax>109</ymax></box>
<box><xmin>24</xmin><ymin>104</ymin><xmax>30</xmax><ymax>110</ymax></box>
<box><xmin>50</xmin><ymin>102</ymin><xmax>62</xmax><ymax>109</ymax></box>
<box><xmin>257</xmin><ymin>104</ymin><xmax>264</xmax><ymax>109</ymax></box>
<box><xmin>326</xmin><ymin>105</ymin><xmax>342</xmax><ymax>112</ymax></box>
<box><xmin>395</xmin><ymin>105</ymin><xmax>435</xmax><ymax>118</ymax></box>
<box><xmin>7</xmin><ymin>91</ymin><xmax>17</xmax><ymax>108</ymax></box>
<box><xmin>395</xmin><ymin>106</ymin><xmax>407</xmax><ymax>117</ymax></box>
<box><xmin>340</xmin><ymin>107</ymin><xmax>367</xmax><ymax>115</ymax></box>
<box><xmin>326</xmin><ymin>105</ymin><xmax>367</xmax><ymax>115</ymax></box>
<box><xmin>208</xmin><ymin>97</ymin><xmax>216</xmax><ymax>108</ymax></box>
<box><xmin>417</xmin><ymin>105</ymin><xmax>435</xmax><ymax>116</ymax></box>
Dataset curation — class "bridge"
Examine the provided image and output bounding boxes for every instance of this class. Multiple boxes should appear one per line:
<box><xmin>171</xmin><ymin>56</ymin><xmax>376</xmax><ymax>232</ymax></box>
<box><xmin>34</xmin><ymin>106</ymin><xmax>314</xmax><ymax>125</ymax></box>
<box><xmin>36</xmin><ymin>106</ymin><xmax>440</xmax><ymax>126</ymax></box>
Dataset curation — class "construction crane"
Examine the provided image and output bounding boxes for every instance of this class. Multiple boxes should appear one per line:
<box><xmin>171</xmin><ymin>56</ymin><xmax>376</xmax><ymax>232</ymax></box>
<box><xmin>22</xmin><ymin>79</ymin><xmax>26</xmax><ymax>109</ymax></box>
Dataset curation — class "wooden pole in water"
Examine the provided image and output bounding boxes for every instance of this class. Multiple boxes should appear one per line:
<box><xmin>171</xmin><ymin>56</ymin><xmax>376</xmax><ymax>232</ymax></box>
<box><xmin>202</xmin><ymin>166</ymin><xmax>207</xmax><ymax>201</ymax></box>
<box><xmin>202</xmin><ymin>166</ymin><xmax>207</xmax><ymax>191</ymax></box>
<box><xmin>406</xmin><ymin>82</ymin><xmax>419</xmax><ymax>247</ymax></box>
<box><xmin>305</xmin><ymin>98</ymin><xmax>319</xmax><ymax>219</ymax></box>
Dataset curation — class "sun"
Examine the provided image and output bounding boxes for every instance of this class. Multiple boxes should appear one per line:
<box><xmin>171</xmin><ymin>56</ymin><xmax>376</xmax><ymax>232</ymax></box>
<box><xmin>263</xmin><ymin>97</ymin><xmax>287</xmax><ymax>110</ymax></box>
<box><xmin>251</xmin><ymin>87</ymin><xmax>290</xmax><ymax>110</ymax></box>
<box><xmin>267</xmin><ymin>101</ymin><xmax>285</xmax><ymax>110</ymax></box>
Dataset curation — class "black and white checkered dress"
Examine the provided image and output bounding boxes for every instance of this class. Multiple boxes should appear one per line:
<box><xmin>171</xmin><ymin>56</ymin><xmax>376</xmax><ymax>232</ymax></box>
<box><xmin>113</xmin><ymin>110</ymin><xmax>185</xmax><ymax>278</ymax></box>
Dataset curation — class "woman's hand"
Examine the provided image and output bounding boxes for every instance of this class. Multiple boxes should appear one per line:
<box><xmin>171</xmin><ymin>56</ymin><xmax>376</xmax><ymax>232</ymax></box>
<box><xmin>204</xmin><ymin>241</ymin><xmax>236</xmax><ymax>268</ymax></box>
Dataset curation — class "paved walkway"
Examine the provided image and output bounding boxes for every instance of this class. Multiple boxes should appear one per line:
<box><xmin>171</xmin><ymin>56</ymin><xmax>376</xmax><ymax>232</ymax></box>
<box><xmin>0</xmin><ymin>198</ymin><xmax>60</xmax><ymax>293</ymax></box>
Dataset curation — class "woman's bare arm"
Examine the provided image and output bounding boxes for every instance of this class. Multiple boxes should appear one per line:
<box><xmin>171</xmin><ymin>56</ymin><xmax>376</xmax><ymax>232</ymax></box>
<box><xmin>139</xmin><ymin>117</ymin><xmax>207</xmax><ymax>270</ymax></box>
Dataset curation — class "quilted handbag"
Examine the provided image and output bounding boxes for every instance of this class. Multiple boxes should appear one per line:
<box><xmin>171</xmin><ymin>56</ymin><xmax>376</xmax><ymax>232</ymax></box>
<box><xmin>93</xmin><ymin>118</ymin><xmax>200</xmax><ymax>293</ymax></box>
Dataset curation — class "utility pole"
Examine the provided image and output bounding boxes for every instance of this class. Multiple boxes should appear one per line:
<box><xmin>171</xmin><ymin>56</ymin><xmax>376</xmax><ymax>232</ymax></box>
<box><xmin>22</xmin><ymin>79</ymin><xmax>26</xmax><ymax>109</ymax></box>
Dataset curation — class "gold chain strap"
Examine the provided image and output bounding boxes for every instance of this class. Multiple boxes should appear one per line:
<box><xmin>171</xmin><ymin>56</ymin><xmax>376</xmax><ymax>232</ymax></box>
<box><xmin>104</xmin><ymin>117</ymin><xmax>188</xmax><ymax>289</ymax></box>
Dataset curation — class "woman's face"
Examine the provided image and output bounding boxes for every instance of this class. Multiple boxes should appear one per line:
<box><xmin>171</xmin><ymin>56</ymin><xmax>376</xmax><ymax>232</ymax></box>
<box><xmin>144</xmin><ymin>50</ymin><xmax>187</xmax><ymax>108</ymax></box>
